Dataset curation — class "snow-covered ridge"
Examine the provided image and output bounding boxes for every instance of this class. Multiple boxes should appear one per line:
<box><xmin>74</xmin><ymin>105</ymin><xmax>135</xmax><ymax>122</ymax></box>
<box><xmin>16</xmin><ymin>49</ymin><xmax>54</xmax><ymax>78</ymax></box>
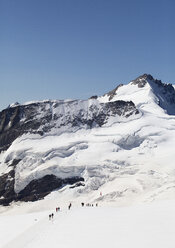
<box><xmin>100</xmin><ymin>73</ymin><xmax>175</xmax><ymax>115</ymax></box>
<box><xmin>8</xmin><ymin>99</ymin><xmax>75</xmax><ymax>108</ymax></box>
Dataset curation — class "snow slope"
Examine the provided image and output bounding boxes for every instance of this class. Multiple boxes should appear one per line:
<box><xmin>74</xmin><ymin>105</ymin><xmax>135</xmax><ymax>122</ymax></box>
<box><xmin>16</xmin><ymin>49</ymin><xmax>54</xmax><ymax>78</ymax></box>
<box><xmin>1</xmin><ymin>201</ymin><xmax>175</xmax><ymax>248</ymax></box>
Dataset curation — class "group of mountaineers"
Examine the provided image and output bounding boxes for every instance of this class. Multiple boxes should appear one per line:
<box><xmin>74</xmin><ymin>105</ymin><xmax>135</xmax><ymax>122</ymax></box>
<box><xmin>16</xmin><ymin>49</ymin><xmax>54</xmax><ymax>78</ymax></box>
<box><xmin>49</xmin><ymin>202</ymin><xmax>98</xmax><ymax>220</ymax></box>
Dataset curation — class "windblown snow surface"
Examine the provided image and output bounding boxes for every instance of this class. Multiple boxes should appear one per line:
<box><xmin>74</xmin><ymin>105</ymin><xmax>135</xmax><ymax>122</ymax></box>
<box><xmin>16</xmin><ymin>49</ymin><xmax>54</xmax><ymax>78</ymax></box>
<box><xmin>1</xmin><ymin>75</ymin><xmax>175</xmax><ymax>247</ymax></box>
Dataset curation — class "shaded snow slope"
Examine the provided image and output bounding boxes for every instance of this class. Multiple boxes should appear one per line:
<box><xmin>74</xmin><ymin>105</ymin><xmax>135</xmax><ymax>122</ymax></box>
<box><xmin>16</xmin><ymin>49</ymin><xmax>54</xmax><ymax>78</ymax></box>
<box><xmin>0</xmin><ymin>74</ymin><xmax>175</xmax><ymax>206</ymax></box>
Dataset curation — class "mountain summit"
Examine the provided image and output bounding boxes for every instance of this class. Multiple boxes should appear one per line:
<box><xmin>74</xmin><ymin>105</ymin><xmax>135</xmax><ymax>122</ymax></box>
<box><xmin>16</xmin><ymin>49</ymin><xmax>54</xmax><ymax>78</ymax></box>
<box><xmin>131</xmin><ymin>73</ymin><xmax>155</xmax><ymax>87</ymax></box>
<box><xmin>0</xmin><ymin>74</ymin><xmax>175</xmax><ymax>206</ymax></box>
<box><xmin>101</xmin><ymin>74</ymin><xmax>175</xmax><ymax>115</ymax></box>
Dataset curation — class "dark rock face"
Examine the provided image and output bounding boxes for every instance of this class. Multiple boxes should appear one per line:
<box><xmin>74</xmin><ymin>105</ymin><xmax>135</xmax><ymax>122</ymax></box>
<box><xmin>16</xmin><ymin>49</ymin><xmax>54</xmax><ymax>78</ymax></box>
<box><xmin>0</xmin><ymin>169</ymin><xmax>15</xmax><ymax>206</ymax></box>
<box><xmin>104</xmin><ymin>100</ymin><xmax>139</xmax><ymax>117</ymax></box>
<box><xmin>0</xmin><ymin>169</ymin><xmax>84</xmax><ymax>205</ymax></box>
<box><xmin>106</xmin><ymin>84</ymin><xmax>124</xmax><ymax>100</ymax></box>
<box><xmin>0</xmin><ymin>102</ymin><xmax>51</xmax><ymax>152</ymax></box>
<box><xmin>16</xmin><ymin>175</ymin><xmax>84</xmax><ymax>202</ymax></box>
<box><xmin>131</xmin><ymin>74</ymin><xmax>153</xmax><ymax>88</ymax></box>
<box><xmin>69</xmin><ymin>182</ymin><xmax>85</xmax><ymax>188</ymax></box>
<box><xmin>0</xmin><ymin>159</ymin><xmax>21</xmax><ymax>205</ymax></box>
<box><xmin>150</xmin><ymin>80</ymin><xmax>175</xmax><ymax>115</ymax></box>
<box><xmin>0</xmin><ymin>100</ymin><xmax>138</xmax><ymax>153</ymax></box>
<box><xmin>89</xmin><ymin>95</ymin><xmax>98</xmax><ymax>99</ymax></box>
<box><xmin>71</xmin><ymin>100</ymin><xmax>138</xmax><ymax>128</ymax></box>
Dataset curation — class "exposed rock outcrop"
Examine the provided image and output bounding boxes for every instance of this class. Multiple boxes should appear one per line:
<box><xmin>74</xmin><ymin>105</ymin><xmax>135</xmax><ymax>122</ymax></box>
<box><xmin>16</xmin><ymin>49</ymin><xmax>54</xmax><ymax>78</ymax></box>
<box><xmin>0</xmin><ymin>168</ymin><xmax>84</xmax><ymax>206</ymax></box>
<box><xmin>106</xmin><ymin>84</ymin><xmax>124</xmax><ymax>101</ymax></box>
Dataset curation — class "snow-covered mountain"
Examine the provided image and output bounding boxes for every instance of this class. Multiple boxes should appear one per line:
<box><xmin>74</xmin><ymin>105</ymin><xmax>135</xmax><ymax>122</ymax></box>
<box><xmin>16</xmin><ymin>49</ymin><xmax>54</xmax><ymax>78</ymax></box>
<box><xmin>1</xmin><ymin>74</ymin><xmax>175</xmax><ymax>206</ymax></box>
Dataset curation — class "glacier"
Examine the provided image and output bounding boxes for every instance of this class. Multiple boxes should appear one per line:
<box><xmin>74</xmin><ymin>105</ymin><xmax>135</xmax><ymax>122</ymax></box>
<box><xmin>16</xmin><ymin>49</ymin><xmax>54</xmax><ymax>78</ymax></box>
<box><xmin>0</xmin><ymin>74</ymin><xmax>175</xmax><ymax>206</ymax></box>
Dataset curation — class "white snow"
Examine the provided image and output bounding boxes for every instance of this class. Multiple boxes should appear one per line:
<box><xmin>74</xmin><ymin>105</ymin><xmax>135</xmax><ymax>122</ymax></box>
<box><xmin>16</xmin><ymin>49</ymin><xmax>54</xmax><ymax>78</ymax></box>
<box><xmin>1</xmin><ymin>200</ymin><xmax>175</xmax><ymax>248</ymax></box>
<box><xmin>99</xmin><ymin>81</ymin><xmax>166</xmax><ymax>115</ymax></box>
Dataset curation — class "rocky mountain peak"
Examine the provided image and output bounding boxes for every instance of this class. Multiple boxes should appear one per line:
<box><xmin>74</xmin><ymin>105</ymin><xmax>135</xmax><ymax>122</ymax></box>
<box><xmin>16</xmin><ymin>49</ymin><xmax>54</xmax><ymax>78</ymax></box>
<box><xmin>137</xmin><ymin>73</ymin><xmax>154</xmax><ymax>80</ymax></box>
<box><xmin>104</xmin><ymin>74</ymin><xmax>155</xmax><ymax>100</ymax></box>
<box><xmin>131</xmin><ymin>74</ymin><xmax>175</xmax><ymax>114</ymax></box>
<box><xmin>131</xmin><ymin>73</ymin><xmax>154</xmax><ymax>88</ymax></box>
<box><xmin>131</xmin><ymin>74</ymin><xmax>174</xmax><ymax>93</ymax></box>
<box><xmin>102</xmin><ymin>74</ymin><xmax>175</xmax><ymax>115</ymax></box>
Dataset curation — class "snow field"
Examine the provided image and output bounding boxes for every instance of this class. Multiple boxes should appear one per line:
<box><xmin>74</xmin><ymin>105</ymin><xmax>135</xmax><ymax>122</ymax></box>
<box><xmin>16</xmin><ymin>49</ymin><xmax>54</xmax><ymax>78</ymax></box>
<box><xmin>1</xmin><ymin>201</ymin><xmax>175</xmax><ymax>248</ymax></box>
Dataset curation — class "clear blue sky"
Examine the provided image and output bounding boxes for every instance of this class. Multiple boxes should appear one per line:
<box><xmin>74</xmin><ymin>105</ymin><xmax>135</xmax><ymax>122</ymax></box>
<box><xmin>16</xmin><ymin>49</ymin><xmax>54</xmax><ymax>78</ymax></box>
<box><xmin>0</xmin><ymin>0</ymin><xmax>175</xmax><ymax>110</ymax></box>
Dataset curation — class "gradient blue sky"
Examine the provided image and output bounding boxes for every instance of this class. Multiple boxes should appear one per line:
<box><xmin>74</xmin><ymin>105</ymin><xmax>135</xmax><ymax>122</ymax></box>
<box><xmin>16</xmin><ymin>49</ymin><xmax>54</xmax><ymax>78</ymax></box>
<box><xmin>0</xmin><ymin>0</ymin><xmax>175</xmax><ymax>110</ymax></box>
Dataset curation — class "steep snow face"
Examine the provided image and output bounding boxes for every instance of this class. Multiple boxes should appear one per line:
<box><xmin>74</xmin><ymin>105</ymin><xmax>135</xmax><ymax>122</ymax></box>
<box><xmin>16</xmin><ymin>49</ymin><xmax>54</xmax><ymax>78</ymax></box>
<box><xmin>1</xmin><ymin>74</ymin><xmax>175</xmax><ymax>207</ymax></box>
